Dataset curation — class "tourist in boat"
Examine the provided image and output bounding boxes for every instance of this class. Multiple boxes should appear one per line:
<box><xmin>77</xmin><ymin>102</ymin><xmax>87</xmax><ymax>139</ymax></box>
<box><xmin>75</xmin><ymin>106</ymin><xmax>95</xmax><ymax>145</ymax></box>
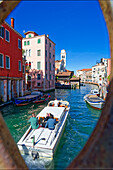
<box><xmin>54</xmin><ymin>98</ymin><xmax>59</xmax><ymax>107</ymax></box>
<box><xmin>45</xmin><ymin>113</ymin><xmax>56</xmax><ymax>130</ymax></box>
<box><xmin>28</xmin><ymin>113</ymin><xmax>39</xmax><ymax>129</ymax></box>
<box><xmin>44</xmin><ymin>113</ymin><xmax>50</xmax><ymax>122</ymax></box>
<box><xmin>41</xmin><ymin>113</ymin><xmax>50</xmax><ymax>127</ymax></box>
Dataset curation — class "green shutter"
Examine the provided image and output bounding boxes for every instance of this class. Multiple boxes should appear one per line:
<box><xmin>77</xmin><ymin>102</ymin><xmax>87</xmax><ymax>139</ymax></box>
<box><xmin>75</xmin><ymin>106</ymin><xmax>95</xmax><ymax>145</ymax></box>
<box><xmin>27</xmin><ymin>41</ymin><xmax>30</xmax><ymax>45</ymax></box>
<box><xmin>24</xmin><ymin>41</ymin><xmax>26</xmax><ymax>46</ymax></box>
<box><xmin>29</xmin><ymin>34</ymin><xmax>31</xmax><ymax>38</ymax></box>
<box><xmin>37</xmin><ymin>62</ymin><xmax>41</xmax><ymax>70</ymax></box>
<box><xmin>37</xmin><ymin>50</ymin><xmax>41</xmax><ymax>56</ymax></box>
<box><xmin>38</xmin><ymin>39</ymin><xmax>41</xmax><ymax>43</ymax></box>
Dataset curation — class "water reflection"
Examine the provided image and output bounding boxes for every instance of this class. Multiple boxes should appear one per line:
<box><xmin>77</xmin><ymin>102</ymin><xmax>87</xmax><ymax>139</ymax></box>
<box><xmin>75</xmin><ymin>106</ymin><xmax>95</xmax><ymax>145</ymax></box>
<box><xmin>1</xmin><ymin>86</ymin><xmax>101</xmax><ymax>169</ymax></box>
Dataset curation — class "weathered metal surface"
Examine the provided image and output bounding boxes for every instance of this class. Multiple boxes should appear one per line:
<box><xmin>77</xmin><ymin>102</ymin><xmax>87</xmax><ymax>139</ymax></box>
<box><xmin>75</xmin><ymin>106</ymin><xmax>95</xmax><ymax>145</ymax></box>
<box><xmin>0</xmin><ymin>0</ymin><xmax>28</xmax><ymax>169</ymax></box>
<box><xmin>68</xmin><ymin>0</ymin><xmax>113</xmax><ymax>168</ymax></box>
<box><xmin>0</xmin><ymin>0</ymin><xmax>113</xmax><ymax>169</ymax></box>
<box><xmin>0</xmin><ymin>0</ymin><xmax>20</xmax><ymax>25</ymax></box>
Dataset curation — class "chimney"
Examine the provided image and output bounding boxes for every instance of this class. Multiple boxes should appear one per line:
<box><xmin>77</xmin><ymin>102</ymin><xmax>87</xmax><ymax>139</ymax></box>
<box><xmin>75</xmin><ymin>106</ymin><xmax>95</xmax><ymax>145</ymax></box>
<box><xmin>47</xmin><ymin>34</ymin><xmax>49</xmax><ymax>38</ymax></box>
<box><xmin>11</xmin><ymin>18</ymin><xmax>14</xmax><ymax>28</ymax></box>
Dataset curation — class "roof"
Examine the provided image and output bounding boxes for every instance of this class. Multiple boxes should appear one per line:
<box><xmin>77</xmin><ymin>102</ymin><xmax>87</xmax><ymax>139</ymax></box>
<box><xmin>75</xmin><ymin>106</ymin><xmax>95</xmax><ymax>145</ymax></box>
<box><xmin>55</xmin><ymin>60</ymin><xmax>62</xmax><ymax>63</ymax></box>
<box><xmin>78</xmin><ymin>68</ymin><xmax>92</xmax><ymax>71</ymax></box>
<box><xmin>24</xmin><ymin>31</ymin><xmax>38</xmax><ymax>36</ymax></box>
<box><xmin>37</xmin><ymin>106</ymin><xmax>65</xmax><ymax>119</ymax></box>
<box><xmin>4</xmin><ymin>21</ymin><xmax>23</xmax><ymax>38</ymax></box>
<box><xmin>56</xmin><ymin>72</ymin><xmax>72</xmax><ymax>77</ymax></box>
<box><xmin>55</xmin><ymin>68</ymin><xmax>58</xmax><ymax>71</ymax></box>
<box><xmin>70</xmin><ymin>77</ymin><xmax>80</xmax><ymax>81</ymax></box>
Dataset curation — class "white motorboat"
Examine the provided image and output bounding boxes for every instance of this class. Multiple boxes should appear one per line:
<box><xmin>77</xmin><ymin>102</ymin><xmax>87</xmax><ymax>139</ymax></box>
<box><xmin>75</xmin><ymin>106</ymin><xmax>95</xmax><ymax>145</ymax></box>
<box><xmin>17</xmin><ymin>100</ymin><xmax>70</xmax><ymax>160</ymax></box>
<box><xmin>90</xmin><ymin>89</ymin><xmax>99</xmax><ymax>96</ymax></box>
<box><xmin>84</xmin><ymin>94</ymin><xmax>104</xmax><ymax>110</ymax></box>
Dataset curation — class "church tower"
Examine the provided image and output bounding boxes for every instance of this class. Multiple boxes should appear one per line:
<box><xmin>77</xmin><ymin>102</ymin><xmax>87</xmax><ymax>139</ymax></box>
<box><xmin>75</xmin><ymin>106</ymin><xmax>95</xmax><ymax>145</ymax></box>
<box><xmin>61</xmin><ymin>49</ymin><xmax>66</xmax><ymax>69</ymax></box>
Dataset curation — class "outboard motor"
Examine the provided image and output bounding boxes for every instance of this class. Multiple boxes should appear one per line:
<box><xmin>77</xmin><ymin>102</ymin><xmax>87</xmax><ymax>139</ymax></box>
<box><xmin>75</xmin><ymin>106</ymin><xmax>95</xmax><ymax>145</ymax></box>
<box><xmin>31</xmin><ymin>135</ymin><xmax>39</xmax><ymax>160</ymax></box>
<box><xmin>31</xmin><ymin>151</ymin><xmax>39</xmax><ymax>160</ymax></box>
<box><xmin>30</xmin><ymin>136</ymin><xmax>46</xmax><ymax>160</ymax></box>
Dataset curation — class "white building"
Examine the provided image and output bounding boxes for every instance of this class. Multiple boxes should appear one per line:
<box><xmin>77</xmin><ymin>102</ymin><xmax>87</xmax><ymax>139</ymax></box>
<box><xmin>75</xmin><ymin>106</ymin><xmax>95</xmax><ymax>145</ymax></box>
<box><xmin>22</xmin><ymin>31</ymin><xmax>55</xmax><ymax>91</ymax></box>
<box><xmin>55</xmin><ymin>49</ymin><xmax>66</xmax><ymax>74</ymax></box>
<box><xmin>92</xmin><ymin>63</ymin><xmax>106</xmax><ymax>85</ymax></box>
<box><xmin>76</xmin><ymin>68</ymin><xmax>92</xmax><ymax>82</ymax></box>
<box><xmin>61</xmin><ymin>49</ymin><xmax>66</xmax><ymax>69</ymax></box>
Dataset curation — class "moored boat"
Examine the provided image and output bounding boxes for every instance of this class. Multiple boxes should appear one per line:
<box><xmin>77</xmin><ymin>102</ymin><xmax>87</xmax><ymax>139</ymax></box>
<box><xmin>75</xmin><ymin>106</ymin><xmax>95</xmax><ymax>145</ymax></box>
<box><xmin>15</xmin><ymin>91</ymin><xmax>43</xmax><ymax>106</ymax></box>
<box><xmin>90</xmin><ymin>89</ymin><xmax>99</xmax><ymax>96</ymax></box>
<box><xmin>84</xmin><ymin>94</ymin><xmax>104</xmax><ymax>110</ymax></box>
<box><xmin>17</xmin><ymin>99</ymin><xmax>70</xmax><ymax>160</ymax></box>
<box><xmin>33</xmin><ymin>94</ymin><xmax>51</xmax><ymax>104</ymax></box>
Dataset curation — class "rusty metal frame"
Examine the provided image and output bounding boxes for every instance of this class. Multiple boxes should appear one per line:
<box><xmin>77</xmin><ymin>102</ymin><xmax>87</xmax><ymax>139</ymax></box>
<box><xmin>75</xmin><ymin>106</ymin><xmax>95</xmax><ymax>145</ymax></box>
<box><xmin>0</xmin><ymin>1</ymin><xmax>28</xmax><ymax>169</ymax></box>
<box><xmin>0</xmin><ymin>0</ymin><xmax>113</xmax><ymax>169</ymax></box>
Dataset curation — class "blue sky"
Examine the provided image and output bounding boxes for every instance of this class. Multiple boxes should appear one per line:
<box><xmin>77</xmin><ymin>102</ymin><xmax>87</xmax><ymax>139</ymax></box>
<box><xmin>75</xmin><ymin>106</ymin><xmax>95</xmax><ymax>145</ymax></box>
<box><xmin>6</xmin><ymin>1</ymin><xmax>110</xmax><ymax>74</ymax></box>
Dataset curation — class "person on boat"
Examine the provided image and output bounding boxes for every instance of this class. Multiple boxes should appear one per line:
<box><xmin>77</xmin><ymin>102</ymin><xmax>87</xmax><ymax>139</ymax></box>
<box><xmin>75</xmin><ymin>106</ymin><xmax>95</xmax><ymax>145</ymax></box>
<box><xmin>45</xmin><ymin>113</ymin><xmax>56</xmax><ymax>130</ymax></box>
<box><xmin>41</xmin><ymin>113</ymin><xmax>50</xmax><ymax>127</ymax></box>
<box><xmin>44</xmin><ymin>113</ymin><xmax>50</xmax><ymax>122</ymax></box>
<box><xmin>54</xmin><ymin>98</ymin><xmax>59</xmax><ymax>107</ymax></box>
<box><xmin>28</xmin><ymin>113</ymin><xmax>39</xmax><ymax>129</ymax></box>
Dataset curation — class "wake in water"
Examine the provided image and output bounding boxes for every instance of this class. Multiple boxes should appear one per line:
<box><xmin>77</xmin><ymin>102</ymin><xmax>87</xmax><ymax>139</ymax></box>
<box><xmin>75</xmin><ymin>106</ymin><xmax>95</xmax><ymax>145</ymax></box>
<box><xmin>22</xmin><ymin>154</ymin><xmax>54</xmax><ymax>170</ymax></box>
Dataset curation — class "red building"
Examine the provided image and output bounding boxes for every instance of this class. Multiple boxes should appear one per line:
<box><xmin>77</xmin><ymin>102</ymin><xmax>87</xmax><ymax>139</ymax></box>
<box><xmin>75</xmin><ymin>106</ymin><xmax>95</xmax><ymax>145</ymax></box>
<box><xmin>0</xmin><ymin>18</ymin><xmax>24</xmax><ymax>102</ymax></box>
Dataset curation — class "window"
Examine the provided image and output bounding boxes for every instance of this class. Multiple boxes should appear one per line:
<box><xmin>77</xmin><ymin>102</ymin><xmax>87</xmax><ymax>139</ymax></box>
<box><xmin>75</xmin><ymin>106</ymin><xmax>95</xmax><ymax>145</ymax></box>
<box><xmin>53</xmin><ymin>46</ymin><xmax>55</xmax><ymax>50</ymax></box>
<box><xmin>50</xmin><ymin>43</ymin><xmax>51</xmax><ymax>47</ymax></box>
<box><xmin>19</xmin><ymin>61</ymin><xmax>21</xmax><ymax>71</ymax></box>
<box><xmin>0</xmin><ymin>26</ymin><xmax>4</xmax><ymax>38</ymax></box>
<box><xmin>49</xmin><ymin>53</ymin><xmax>51</xmax><ymax>59</ymax></box>
<box><xmin>62</xmin><ymin>56</ymin><xmax>65</xmax><ymax>58</ymax></box>
<box><xmin>53</xmin><ymin>55</ymin><xmax>55</xmax><ymax>58</ymax></box>
<box><xmin>38</xmin><ymin>39</ymin><xmax>41</xmax><ymax>43</ymax></box>
<box><xmin>29</xmin><ymin>62</ymin><xmax>31</xmax><ymax>69</ymax></box>
<box><xmin>6</xmin><ymin>56</ymin><xmax>10</xmax><ymax>69</ymax></box>
<box><xmin>45</xmin><ymin>39</ymin><xmax>47</xmax><ymax>44</ymax></box>
<box><xmin>45</xmin><ymin>50</ymin><xmax>47</xmax><ymax>57</ymax></box>
<box><xmin>53</xmin><ymin>75</ymin><xmax>55</xmax><ymax>80</ymax></box>
<box><xmin>46</xmin><ymin>62</ymin><xmax>47</xmax><ymax>70</ymax></box>
<box><xmin>37</xmin><ymin>74</ymin><xmax>41</xmax><ymax>80</ymax></box>
<box><xmin>23</xmin><ymin>65</ymin><xmax>25</xmax><ymax>74</ymax></box>
<box><xmin>37</xmin><ymin>50</ymin><xmax>41</xmax><ymax>56</ymax></box>
<box><xmin>24</xmin><ymin>41</ymin><xmax>26</xmax><ymax>46</ymax></box>
<box><xmin>23</xmin><ymin>80</ymin><xmax>25</xmax><ymax>88</ymax></box>
<box><xmin>18</xmin><ymin>39</ymin><xmax>21</xmax><ymax>49</ymax></box>
<box><xmin>50</xmin><ymin>74</ymin><xmax>51</xmax><ymax>80</ymax></box>
<box><xmin>5</xmin><ymin>29</ymin><xmax>10</xmax><ymax>42</ymax></box>
<box><xmin>26</xmin><ymin>62</ymin><xmax>28</xmax><ymax>66</ymax></box>
<box><xmin>37</xmin><ymin>62</ymin><xmax>41</xmax><ymax>70</ymax></box>
<box><xmin>50</xmin><ymin>63</ymin><xmax>51</xmax><ymax>71</ymax></box>
<box><xmin>28</xmin><ymin>34</ymin><xmax>31</xmax><ymax>38</ymax></box>
<box><xmin>0</xmin><ymin>54</ymin><xmax>4</xmax><ymax>68</ymax></box>
<box><xmin>37</xmin><ymin>83</ymin><xmax>40</xmax><ymax>87</ymax></box>
<box><xmin>46</xmin><ymin>74</ymin><xmax>48</xmax><ymax>80</ymax></box>
<box><xmin>53</xmin><ymin>64</ymin><xmax>55</xmax><ymax>69</ymax></box>
<box><xmin>29</xmin><ymin>49</ymin><xmax>31</xmax><ymax>56</ymax></box>
<box><xmin>27</xmin><ymin>41</ymin><xmax>30</xmax><ymax>45</ymax></box>
<box><xmin>26</xmin><ymin>50</ymin><xmax>28</xmax><ymax>56</ymax></box>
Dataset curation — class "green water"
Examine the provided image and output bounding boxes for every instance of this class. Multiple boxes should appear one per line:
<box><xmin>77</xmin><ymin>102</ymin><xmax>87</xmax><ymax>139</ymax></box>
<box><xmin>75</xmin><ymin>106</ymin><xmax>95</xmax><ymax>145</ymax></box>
<box><xmin>1</xmin><ymin>84</ymin><xmax>101</xmax><ymax>169</ymax></box>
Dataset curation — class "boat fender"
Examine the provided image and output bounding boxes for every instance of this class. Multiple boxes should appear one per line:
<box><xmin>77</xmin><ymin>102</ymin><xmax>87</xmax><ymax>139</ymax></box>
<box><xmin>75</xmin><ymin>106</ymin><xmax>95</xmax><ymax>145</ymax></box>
<box><xmin>31</xmin><ymin>151</ymin><xmax>39</xmax><ymax>160</ymax></box>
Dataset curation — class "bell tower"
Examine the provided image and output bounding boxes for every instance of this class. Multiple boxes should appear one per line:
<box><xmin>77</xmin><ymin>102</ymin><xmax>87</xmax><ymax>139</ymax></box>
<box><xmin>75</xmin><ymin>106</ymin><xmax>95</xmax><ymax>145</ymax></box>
<box><xmin>61</xmin><ymin>49</ymin><xmax>66</xmax><ymax>69</ymax></box>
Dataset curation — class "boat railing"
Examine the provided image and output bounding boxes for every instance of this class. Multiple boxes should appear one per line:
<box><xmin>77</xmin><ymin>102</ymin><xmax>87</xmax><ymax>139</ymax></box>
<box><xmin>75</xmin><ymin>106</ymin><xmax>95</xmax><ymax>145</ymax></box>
<box><xmin>49</xmin><ymin>123</ymin><xmax>60</xmax><ymax>146</ymax></box>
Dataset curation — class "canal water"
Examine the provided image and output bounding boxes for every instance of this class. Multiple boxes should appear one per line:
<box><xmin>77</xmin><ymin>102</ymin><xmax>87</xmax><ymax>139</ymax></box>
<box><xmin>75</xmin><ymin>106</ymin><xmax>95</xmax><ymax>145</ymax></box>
<box><xmin>1</xmin><ymin>84</ymin><xmax>101</xmax><ymax>169</ymax></box>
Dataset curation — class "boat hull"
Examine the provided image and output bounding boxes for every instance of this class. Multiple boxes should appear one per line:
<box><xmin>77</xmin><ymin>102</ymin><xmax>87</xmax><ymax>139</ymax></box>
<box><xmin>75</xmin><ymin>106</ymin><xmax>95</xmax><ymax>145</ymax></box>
<box><xmin>33</xmin><ymin>95</ymin><xmax>50</xmax><ymax>104</ymax></box>
<box><xmin>17</xmin><ymin>102</ymin><xmax>70</xmax><ymax>159</ymax></box>
<box><xmin>15</xmin><ymin>94</ymin><xmax>42</xmax><ymax>106</ymax></box>
<box><xmin>84</xmin><ymin>94</ymin><xmax>104</xmax><ymax>110</ymax></box>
